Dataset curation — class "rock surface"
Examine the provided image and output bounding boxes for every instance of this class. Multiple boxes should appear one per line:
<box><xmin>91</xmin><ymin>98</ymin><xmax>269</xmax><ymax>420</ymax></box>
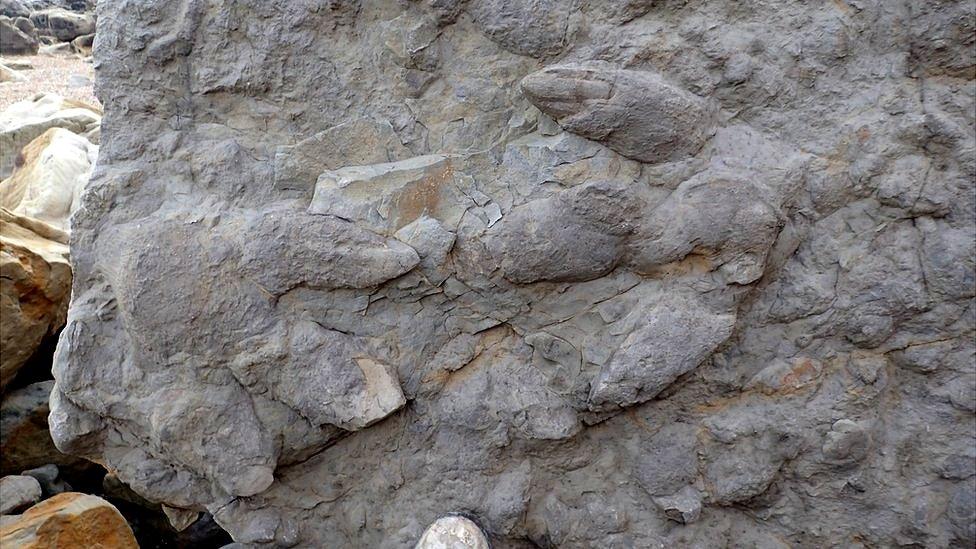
<box><xmin>0</xmin><ymin>62</ymin><xmax>28</xmax><ymax>83</ymax></box>
<box><xmin>0</xmin><ymin>210</ymin><xmax>69</xmax><ymax>391</ymax></box>
<box><xmin>0</xmin><ymin>16</ymin><xmax>38</xmax><ymax>55</ymax></box>
<box><xmin>0</xmin><ymin>93</ymin><xmax>100</xmax><ymax>179</ymax></box>
<box><xmin>0</xmin><ymin>127</ymin><xmax>97</xmax><ymax>230</ymax></box>
<box><xmin>0</xmin><ymin>475</ymin><xmax>41</xmax><ymax>514</ymax></box>
<box><xmin>28</xmin><ymin>7</ymin><xmax>93</xmax><ymax>42</ymax></box>
<box><xmin>20</xmin><ymin>464</ymin><xmax>71</xmax><ymax>498</ymax></box>
<box><xmin>51</xmin><ymin>1</ymin><xmax>975</xmax><ymax>548</ymax></box>
<box><xmin>0</xmin><ymin>492</ymin><xmax>138</xmax><ymax>548</ymax></box>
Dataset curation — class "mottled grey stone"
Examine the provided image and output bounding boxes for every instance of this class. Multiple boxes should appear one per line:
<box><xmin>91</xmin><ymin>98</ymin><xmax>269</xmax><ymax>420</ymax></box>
<box><xmin>28</xmin><ymin>7</ymin><xmax>93</xmax><ymax>42</ymax></box>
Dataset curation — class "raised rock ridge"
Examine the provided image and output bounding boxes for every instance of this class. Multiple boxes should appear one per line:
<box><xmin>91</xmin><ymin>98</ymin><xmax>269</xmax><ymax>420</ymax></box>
<box><xmin>53</xmin><ymin>1</ymin><xmax>975</xmax><ymax>548</ymax></box>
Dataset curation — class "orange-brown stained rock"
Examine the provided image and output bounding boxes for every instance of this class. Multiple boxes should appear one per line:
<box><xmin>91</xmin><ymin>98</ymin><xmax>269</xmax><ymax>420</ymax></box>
<box><xmin>0</xmin><ymin>208</ymin><xmax>71</xmax><ymax>391</ymax></box>
<box><xmin>0</xmin><ymin>492</ymin><xmax>139</xmax><ymax>549</ymax></box>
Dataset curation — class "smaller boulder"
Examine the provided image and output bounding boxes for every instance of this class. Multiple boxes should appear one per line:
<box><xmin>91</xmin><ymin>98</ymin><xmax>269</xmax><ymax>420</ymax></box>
<box><xmin>12</xmin><ymin>16</ymin><xmax>33</xmax><ymax>37</ymax></box>
<box><xmin>0</xmin><ymin>475</ymin><xmax>41</xmax><ymax>514</ymax></box>
<box><xmin>29</xmin><ymin>8</ymin><xmax>95</xmax><ymax>42</ymax></box>
<box><xmin>38</xmin><ymin>41</ymin><xmax>71</xmax><ymax>55</ymax></box>
<box><xmin>69</xmin><ymin>32</ymin><xmax>92</xmax><ymax>56</ymax></box>
<box><xmin>2</xmin><ymin>58</ymin><xmax>32</xmax><ymax>71</ymax></box>
<box><xmin>20</xmin><ymin>464</ymin><xmax>70</xmax><ymax>497</ymax></box>
<box><xmin>0</xmin><ymin>16</ymin><xmax>38</xmax><ymax>55</ymax></box>
<box><xmin>0</xmin><ymin>493</ymin><xmax>138</xmax><ymax>548</ymax></box>
<box><xmin>1</xmin><ymin>381</ymin><xmax>97</xmax><ymax>480</ymax></box>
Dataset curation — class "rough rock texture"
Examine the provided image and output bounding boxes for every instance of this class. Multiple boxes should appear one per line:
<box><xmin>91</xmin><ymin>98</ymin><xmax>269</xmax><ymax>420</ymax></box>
<box><xmin>53</xmin><ymin>1</ymin><xmax>975</xmax><ymax>548</ymax></box>
<box><xmin>0</xmin><ymin>210</ymin><xmax>70</xmax><ymax>391</ymax></box>
<box><xmin>0</xmin><ymin>492</ymin><xmax>139</xmax><ymax>548</ymax></box>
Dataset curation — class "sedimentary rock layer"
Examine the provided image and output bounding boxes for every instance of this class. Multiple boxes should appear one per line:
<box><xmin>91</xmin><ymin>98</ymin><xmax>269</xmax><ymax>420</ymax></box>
<box><xmin>52</xmin><ymin>1</ymin><xmax>975</xmax><ymax>547</ymax></box>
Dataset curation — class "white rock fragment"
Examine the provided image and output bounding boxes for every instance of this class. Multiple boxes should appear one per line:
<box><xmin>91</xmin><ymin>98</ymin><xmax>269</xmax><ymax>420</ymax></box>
<box><xmin>415</xmin><ymin>516</ymin><xmax>489</xmax><ymax>549</ymax></box>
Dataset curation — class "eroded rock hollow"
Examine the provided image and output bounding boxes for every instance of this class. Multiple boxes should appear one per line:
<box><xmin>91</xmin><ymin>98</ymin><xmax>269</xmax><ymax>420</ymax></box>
<box><xmin>52</xmin><ymin>1</ymin><xmax>975</xmax><ymax>547</ymax></box>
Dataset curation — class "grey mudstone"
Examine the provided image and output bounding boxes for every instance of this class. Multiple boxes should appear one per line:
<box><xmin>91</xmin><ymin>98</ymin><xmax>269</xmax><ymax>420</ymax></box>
<box><xmin>273</xmin><ymin>118</ymin><xmax>409</xmax><ymax>194</ymax></box>
<box><xmin>704</xmin><ymin>433</ymin><xmax>789</xmax><ymax>506</ymax></box>
<box><xmin>309</xmin><ymin>154</ymin><xmax>471</xmax><ymax>237</ymax></box>
<box><xmin>48</xmin><ymin>1</ymin><xmax>976</xmax><ymax>547</ymax></box>
<box><xmin>633</xmin><ymin>423</ymin><xmax>699</xmax><ymax>496</ymax></box>
<box><xmin>947</xmin><ymin>481</ymin><xmax>976</xmax><ymax>546</ymax></box>
<box><xmin>485</xmin><ymin>181</ymin><xmax>632</xmax><ymax>284</ymax></box>
<box><xmin>467</xmin><ymin>0</ymin><xmax>572</xmax><ymax>58</ymax></box>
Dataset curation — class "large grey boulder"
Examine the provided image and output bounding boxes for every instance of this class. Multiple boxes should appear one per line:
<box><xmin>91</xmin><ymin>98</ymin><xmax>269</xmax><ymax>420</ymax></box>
<box><xmin>50</xmin><ymin>1</ymin><xmax>975</xmax><ymax>548</ymax></box>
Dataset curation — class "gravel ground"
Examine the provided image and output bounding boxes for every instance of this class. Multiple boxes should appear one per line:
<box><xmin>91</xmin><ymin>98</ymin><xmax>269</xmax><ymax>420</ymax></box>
<box><xmin>0</xmin><ymin>53</ymin><xmax>100</xmax><ymax>111</ymax></box>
